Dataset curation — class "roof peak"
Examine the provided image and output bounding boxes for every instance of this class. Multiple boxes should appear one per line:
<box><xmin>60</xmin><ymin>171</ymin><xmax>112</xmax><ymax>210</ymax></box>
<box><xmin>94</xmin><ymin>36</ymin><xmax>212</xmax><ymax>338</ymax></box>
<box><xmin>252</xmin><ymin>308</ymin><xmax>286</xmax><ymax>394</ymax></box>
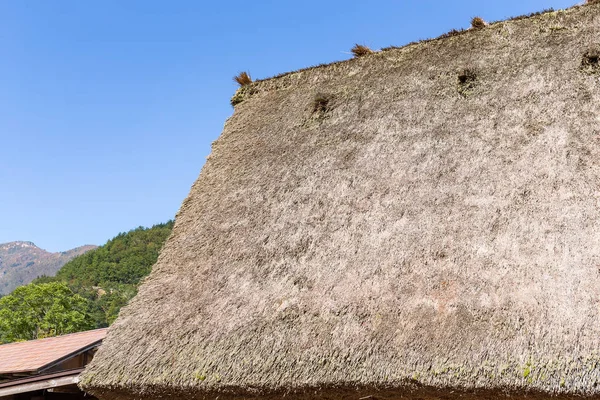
<box><xmin>242</xmin><ymin>4</ymin><xmax>586</xmax><ymax>87</ymax></box>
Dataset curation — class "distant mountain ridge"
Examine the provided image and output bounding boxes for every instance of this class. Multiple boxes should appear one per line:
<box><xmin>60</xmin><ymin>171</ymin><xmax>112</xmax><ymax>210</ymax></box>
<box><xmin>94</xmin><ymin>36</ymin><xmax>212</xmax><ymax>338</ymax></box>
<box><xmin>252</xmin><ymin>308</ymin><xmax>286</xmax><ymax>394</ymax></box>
<box><xmin>0</xmin><ymin>241</ymin><xmax>96</xmax><ymax>295</ymax></box>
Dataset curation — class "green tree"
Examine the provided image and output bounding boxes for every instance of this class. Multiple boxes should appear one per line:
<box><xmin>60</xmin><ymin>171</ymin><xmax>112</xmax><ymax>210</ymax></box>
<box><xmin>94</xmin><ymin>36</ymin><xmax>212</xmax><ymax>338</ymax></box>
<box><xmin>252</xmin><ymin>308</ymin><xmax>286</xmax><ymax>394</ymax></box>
<box><xmin>0</xmin><ymin>282</ymin><xmax>94</xmax><ymax>343</ymax></box>
<box><xmin>54</xmin><ymin>221</ymin><xmax>174</xmax><ymax>328</ymax></box>
<box><xmin>1</xmin><ymin>221</ymin><xmax>174</xmax><ymax>343</ymax></box>
<box><xmin>31</xmin><ymin>275</ymin><xmax>60</xmax><ymax>285</ymax></box>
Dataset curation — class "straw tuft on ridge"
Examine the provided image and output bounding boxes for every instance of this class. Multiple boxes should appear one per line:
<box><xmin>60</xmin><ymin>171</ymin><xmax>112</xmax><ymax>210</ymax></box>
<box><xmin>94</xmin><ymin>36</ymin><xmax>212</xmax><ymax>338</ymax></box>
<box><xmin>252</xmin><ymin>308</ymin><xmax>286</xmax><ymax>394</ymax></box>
<box><xmin>351</xmin><ymin>44</ymin><xmax>373</xmax><ymax>57</ymax></box>
<box><xmin>471</xmin><ymin>16</ymin><xmax>486</xmax><ymax>29</ymax></box>
<box><xmin>233</xmin><ymin>71</ymin><xmax>252</xmax><ymax>86</ymax></box>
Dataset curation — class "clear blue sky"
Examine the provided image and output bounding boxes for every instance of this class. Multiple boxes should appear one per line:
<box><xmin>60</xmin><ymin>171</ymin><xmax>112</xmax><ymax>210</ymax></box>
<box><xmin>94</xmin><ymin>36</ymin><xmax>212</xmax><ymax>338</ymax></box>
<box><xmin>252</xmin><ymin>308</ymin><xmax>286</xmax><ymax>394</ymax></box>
<box><xmin>0</xmin><ymin>0</ymin><xmax>578</xmax><ymax>252</ymax></box>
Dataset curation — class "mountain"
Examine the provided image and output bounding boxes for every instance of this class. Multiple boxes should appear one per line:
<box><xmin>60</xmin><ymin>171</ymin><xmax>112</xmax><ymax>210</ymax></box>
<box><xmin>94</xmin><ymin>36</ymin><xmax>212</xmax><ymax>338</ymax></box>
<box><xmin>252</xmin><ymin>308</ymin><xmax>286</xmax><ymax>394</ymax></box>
<box><xmin>0</xmin><ymin>241</ymin><xmax>96</xmax><ymax>295</ymax></box>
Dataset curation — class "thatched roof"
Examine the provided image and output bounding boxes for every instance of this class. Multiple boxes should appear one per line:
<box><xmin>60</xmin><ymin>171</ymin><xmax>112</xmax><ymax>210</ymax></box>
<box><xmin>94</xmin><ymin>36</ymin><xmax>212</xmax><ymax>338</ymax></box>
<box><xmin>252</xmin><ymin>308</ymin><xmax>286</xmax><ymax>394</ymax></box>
<box><xmin>81</xmin><ymin>4</ymin><xmax>600</xmax><ymax>399</ymax></box>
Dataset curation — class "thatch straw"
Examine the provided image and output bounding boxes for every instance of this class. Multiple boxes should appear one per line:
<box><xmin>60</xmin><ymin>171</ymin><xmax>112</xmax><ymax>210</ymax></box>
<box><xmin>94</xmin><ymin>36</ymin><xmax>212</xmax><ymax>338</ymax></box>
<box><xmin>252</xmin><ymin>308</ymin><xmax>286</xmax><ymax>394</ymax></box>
<box><xmin>350</xmin><ymin>44</ymin><xmax>373</xmax><ymax>57</ymax></box>
<box><xmin>233</xmin><ymin>71</ymin><xmax>252</xmax><ymax>86</ymax></box>
<box><xmin>471</xmin><ymin>16</ymin><xmax>487</xmax><ymax>29</ymax></box>
<box><xmin>81</xmin><ymin>4</ymin><xmax>600</xmax><ymax>400</ymax></box>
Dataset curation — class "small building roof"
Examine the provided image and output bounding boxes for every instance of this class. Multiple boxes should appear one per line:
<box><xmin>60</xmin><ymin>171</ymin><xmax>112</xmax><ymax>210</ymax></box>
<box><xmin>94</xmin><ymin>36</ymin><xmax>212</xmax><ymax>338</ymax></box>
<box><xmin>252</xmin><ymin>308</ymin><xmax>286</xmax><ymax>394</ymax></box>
<box><xmin>0</xmin><ymin>369</ymin><xmax>84</xmax><ymax>398</ymax></box>
<box><xmin>0</xmin><ymin>328</ymin><xmax>107</xmax><ymax>375</ymax></box>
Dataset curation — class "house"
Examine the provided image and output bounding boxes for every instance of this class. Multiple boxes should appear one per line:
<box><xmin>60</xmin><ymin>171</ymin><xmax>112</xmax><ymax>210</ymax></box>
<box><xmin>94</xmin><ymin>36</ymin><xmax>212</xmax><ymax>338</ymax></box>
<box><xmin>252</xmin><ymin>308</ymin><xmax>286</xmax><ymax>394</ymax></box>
<box><xmin>0</xmin><ymin>329</ymin><xmax>107</xmax><ymax>399</ymax></box>
<box><xmin>80</xmin><ymin>3</ymin><xmax>600</xmax><ymax>400</ymax></box>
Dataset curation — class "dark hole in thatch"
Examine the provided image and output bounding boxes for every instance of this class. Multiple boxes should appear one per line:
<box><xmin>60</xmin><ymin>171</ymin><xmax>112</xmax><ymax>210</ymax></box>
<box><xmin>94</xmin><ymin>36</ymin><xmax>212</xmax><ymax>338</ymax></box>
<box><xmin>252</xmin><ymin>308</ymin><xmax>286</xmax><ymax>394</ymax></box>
<box><xmin>458</xmin><ymin>69</ymin><xmax>476</xmax><ymax>84</ymax></box>
<box><xmin>457</xmin><ymin>68</ymin><xmax>478</xmax><ymax>97</ymax></box>
<box><xmin>312</xmin><ymin>93</ymin><xmax>332</xmax><ymax>114</ymax></box>
<box><xmin>583</xmin><ymin>52</ymin><xmax>599</xmax><ymax>65</ymax></box>
<box><xmin>581</xmin><ymin>48</ymin><xmax>600</xmax><ymax>74</ymax></box>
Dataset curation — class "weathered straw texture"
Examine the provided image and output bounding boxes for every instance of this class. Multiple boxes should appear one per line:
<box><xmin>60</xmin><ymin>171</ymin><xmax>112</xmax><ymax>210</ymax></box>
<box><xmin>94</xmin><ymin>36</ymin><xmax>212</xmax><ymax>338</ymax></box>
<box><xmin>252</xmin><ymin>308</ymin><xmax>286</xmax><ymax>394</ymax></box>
<box><xmin>82</xmin><ymin>4</ymin><xmax>600</xmax><ymax>400</ymax></box>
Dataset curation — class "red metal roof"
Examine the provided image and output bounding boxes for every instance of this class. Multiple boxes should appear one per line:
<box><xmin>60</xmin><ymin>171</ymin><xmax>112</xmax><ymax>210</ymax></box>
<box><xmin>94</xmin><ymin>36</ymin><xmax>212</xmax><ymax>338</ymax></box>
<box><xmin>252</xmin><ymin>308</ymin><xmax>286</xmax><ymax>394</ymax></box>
<box><xmin>0</xmin><ymin>329</ymin><xmax>107</xmax><ymax>374</ymax></box>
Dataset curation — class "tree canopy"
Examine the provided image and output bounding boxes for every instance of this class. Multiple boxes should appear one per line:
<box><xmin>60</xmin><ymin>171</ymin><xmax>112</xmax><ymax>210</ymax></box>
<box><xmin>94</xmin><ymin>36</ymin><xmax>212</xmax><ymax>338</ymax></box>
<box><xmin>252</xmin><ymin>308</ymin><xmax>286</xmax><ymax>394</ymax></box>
<box><xmin>56</xmin><ymin>221</ymin><xmax>174</xmax><ymax>287</ymax></box>
<box><xmin>0</xmin><ymin>282</ymin><xmax>94</xmax><ymax>343</ymax></box>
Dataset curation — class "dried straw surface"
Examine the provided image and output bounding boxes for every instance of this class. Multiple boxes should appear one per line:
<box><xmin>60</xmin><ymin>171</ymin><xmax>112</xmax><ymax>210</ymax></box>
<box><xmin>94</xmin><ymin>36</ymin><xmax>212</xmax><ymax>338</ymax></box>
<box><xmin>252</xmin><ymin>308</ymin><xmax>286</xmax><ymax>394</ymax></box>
<box><xmin>82</xmin><ymin>4</ymin><xmax>600</xmax><ymax>400</ymax></box>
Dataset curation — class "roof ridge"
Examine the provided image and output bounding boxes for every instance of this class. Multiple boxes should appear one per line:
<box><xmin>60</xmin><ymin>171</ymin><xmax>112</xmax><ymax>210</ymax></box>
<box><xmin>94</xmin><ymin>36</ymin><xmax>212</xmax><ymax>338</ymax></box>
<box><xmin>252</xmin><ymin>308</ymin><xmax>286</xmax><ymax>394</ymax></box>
<box><xmin>247</xmin><ymin>4</ymin><xmax>585</xmax><ymax>85</ymax></box>
<box><xmin>0</xmin><ymin>328</ymin><xmax>108</xmax><ymax>348</ymax></box>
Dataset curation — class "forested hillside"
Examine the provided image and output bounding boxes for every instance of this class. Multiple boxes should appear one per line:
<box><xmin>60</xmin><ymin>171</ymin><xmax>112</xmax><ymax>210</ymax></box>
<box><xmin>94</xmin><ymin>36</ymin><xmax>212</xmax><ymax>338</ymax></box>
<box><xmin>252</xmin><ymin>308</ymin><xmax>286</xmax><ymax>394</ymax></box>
<box><xmin>56</xmin><ymin>221</ymin><xmax>173</xmax><ymax>287</ymax></box>
<box><xmin>0</xmin><ymin>221</ymin><xmax>174</xmax><ymax>343</ymax></box>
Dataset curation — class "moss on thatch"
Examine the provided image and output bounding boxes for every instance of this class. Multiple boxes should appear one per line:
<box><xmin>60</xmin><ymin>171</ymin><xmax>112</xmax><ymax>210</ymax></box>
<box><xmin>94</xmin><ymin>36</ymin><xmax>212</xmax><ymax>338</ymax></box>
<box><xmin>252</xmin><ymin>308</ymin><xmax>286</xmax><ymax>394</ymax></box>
<box><xmin>230</xmin><ymin>84</ymin><xmax>257</xmax><ymax>106</ymax></box>
<box><xmin>82</xmin><ymin>4</ymin><xmax>600</xmax><ymax>400</ymax></box>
